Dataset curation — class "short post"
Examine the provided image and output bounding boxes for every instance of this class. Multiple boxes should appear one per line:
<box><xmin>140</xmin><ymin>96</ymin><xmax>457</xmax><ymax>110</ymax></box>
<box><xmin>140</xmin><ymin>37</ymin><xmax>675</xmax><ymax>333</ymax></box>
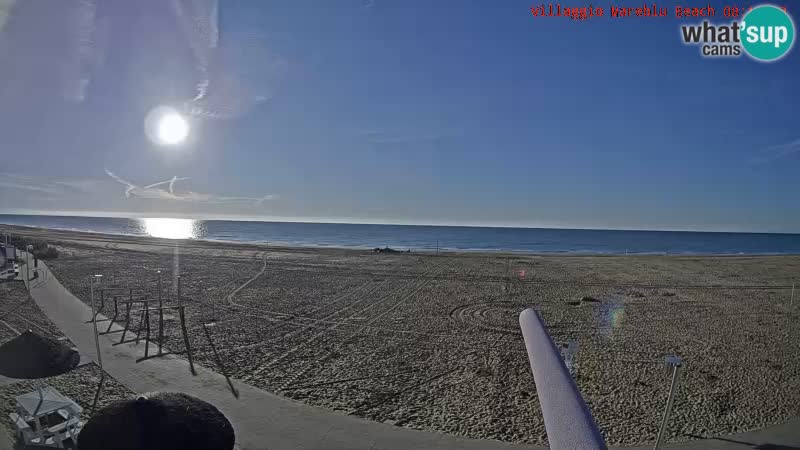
<box><xmin>90</xmin><ymin>275</ymin><xmax>104</xmax><ymax>371</ymax></box>
<box><xmin>179</xmin><ymin>306</ymin><xmax>196</xmax><ymax>374</ymax></box>
<box><xmin>144</xmin><ymin>305</ymin><xmax>151</xmax><ymax>358</ymax></box>
<box><xmin>119</xmin><ymin>302</ymin><xmax>132</xmax><ymax>344</ymax></box>
<box><xmin>791</xmin><ymin>282</ymin><xmax>795</xmax><ymax>307</ymax></box>
<box><xmin>654</xmin><ymin>356</ymin><xmax>683</xmax><ymax>450</ymax></box>
<box><xmin>135</xmin><ymin>301</ymin><xmax>147</xmax><ymax>345</ymax></box>
<box><xmin>104</xmin><ymin>296</ymin><xmax>119</xmax><ymax>333</ymax></box>
<box><xmin>436</xmin><ymin>240</ymin><xmax>439</xmax><ymax>256</ymax></box>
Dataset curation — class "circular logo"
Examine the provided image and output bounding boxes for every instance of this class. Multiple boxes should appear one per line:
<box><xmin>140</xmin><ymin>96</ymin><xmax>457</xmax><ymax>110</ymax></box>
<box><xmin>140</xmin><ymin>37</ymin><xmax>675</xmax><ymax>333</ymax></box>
<box><xmin>740</xmin><ymin>5</ymin><xmax>795</xmax><ymax>62</ymax></box>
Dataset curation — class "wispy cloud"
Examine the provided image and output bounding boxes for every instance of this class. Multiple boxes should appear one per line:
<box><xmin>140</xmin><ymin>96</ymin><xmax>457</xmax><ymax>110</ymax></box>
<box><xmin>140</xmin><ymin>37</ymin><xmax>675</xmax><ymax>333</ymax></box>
<box><xmin>171</xmin><ymin>0</ymin><xmax>282</xmax><ymax>119</ymax></box>
<box><xmin>52</xmin><ymin>179</ymin><xmax>104</xmax><ymax>192</ymax></box>
<box><xmin>751</xmin><ymin>138</ymin><xmax>800</xmax><ymax>164</ymax></box>
<box><xmin>0</xmin><ymin>0</ymin><xmax>100</xmax><ymax>103</ymax></box>
<box><xmin>0</xmin><ymin>180</ymin><xmax>61</xmax><ymax>195</ymax></box>
<box><xmin>105</xmin><ymin>169</ymin><xmax>275</xmax><ymax>205</ymax></box>
<box><xmin>0</xmin><ymin>173</ymin><xmax>101</xmax><ymax>195</ymax></box>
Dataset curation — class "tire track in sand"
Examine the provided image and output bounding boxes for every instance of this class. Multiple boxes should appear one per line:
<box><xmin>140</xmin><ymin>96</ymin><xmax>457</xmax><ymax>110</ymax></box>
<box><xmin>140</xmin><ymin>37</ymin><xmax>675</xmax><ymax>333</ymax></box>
<box><xmin>242</xmin><ymin>260</ymin><xmax>446</xmax><ymax>384</ymax></box>
<box><xmin>225</xmin><ymin>252</ymin><xmax>268</xmax><ymax>306</ymax></box>
<box><xmin>274</xmin><ymin>261</ymin><xmax>448</xmax><ymax>390</ymax></box>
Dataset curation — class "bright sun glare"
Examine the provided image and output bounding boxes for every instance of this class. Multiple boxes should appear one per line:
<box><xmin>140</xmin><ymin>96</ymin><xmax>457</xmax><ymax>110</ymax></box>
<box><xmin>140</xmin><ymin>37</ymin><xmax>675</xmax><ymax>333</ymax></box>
<box><xmin>142</xmin><ymin>218</ymin><xmax>195</xmax><ymax>239</ymax></box>
<box><xmin>156</xmin><ymin>113</ymin><xmax>189</xmax><ymax>145</ymax></box>
<box><xmin>145</xmin><ymin>106</ymin><xmax>190</xmax><ymax>147</ymax></box>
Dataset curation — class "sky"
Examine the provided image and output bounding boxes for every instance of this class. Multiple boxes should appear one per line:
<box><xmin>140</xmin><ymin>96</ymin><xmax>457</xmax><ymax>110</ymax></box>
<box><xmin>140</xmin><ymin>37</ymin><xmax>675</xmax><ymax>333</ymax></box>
<box><xmin>0</xmin><ymin>0</ymin><xmax>798</xmax><ymax>232</ymax></box>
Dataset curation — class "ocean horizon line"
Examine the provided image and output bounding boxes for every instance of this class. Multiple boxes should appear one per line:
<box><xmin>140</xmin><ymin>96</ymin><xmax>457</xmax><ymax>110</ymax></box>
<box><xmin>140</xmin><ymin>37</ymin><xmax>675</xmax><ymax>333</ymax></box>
<box><xmin>2</xmin><ymin>214</ymin><xmax>800</xmax><ymax>255</ymax></box>
<box><xmin>1</xmin><ymin>212</ymin><xmax>798</xmax><ymax>236</ymax></box>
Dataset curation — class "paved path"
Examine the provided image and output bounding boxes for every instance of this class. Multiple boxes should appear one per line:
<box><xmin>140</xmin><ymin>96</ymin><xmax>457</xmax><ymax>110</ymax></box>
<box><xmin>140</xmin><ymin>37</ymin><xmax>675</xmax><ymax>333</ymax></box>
<box><xmin>20</xmin><ymin>256</ymin><xmax>800</xmax><ymax>450</ymax></box>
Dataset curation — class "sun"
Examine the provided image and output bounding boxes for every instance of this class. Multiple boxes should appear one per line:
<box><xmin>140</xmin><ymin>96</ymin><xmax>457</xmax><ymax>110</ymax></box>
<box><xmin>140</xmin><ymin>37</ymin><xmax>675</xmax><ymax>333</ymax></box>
<box><xmin>157</xmin><ymin>112</ymin><xmax>189</xmax><ymax>145</ymax></box>
<box><xmin>144</xmin><ymin>106</ymin><xmax>191</xmax><ymax>147</ymax></box>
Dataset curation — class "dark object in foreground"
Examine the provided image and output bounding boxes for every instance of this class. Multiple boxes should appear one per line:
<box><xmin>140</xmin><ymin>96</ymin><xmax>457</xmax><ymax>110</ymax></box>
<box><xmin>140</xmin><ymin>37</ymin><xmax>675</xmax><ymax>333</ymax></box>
<box><xmin>0</xmin><ymin>330</ymin><xmax>79</xmax><ymax>379</ymax></box>
<box><xmin>373</xmin><ymin>247</ymin><xmax>411</xmax><ymax>253</ymax></box>
<box><xmin>519</xmin><ymin>309</ymin><xmax>607</xmax><ymax>450</ymax></box>
<box><xmin>78</xmin><ymin>392</ymin><xmax>235</xmax><ymax>450</ymax></box>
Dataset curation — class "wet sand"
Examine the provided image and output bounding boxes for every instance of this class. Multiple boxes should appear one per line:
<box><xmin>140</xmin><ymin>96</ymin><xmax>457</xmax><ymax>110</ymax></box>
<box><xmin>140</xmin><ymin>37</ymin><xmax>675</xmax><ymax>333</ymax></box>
<box><xmin>3</xmin><ymin>224</ymin><xmax>800</xmax><ymax>446</ymax></box>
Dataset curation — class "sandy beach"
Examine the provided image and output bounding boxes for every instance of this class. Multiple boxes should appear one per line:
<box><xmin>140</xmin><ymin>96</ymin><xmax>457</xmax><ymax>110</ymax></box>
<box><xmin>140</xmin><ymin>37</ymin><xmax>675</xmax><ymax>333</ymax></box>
<box><xmin>3</xmin><ymin>225</ymin><xmax>799</xmax><ymax>446</ymax></box>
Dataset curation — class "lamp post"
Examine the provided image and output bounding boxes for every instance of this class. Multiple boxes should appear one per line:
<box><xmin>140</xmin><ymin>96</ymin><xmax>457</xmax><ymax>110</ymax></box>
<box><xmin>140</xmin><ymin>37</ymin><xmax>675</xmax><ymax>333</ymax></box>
<box><xmin>157</xmin><ymin>270</ymin><xmax>164</xmax><ymax>355</ymax></box>
<box><xmin>26</xmin><ymin>244</ymin><xmax>33</xmax><ymax>284</ymax></box>
<box><xmin>177</xmin><ymin>274</ymin><xmax>182</xmax><ymax>308</ymax></box>
<box><xmin>90</xmin><ymin>274</ymin><xmax>104</xmax><ymax>370</ymax></box>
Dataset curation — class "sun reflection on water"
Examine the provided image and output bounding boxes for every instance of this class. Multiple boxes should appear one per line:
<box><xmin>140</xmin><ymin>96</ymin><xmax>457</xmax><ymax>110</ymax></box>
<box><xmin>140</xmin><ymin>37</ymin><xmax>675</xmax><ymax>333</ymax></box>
<box><xmin>141</xmin><ymin>218</ymin><xmax>197</xmax><ymax>239</ymax></box>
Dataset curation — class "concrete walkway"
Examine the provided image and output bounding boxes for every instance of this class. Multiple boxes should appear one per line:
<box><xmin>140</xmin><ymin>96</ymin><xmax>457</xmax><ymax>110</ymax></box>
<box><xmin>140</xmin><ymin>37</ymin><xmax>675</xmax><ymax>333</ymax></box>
<box><xmin>22</xmin><ymin>258</ymin><xmax>800</xmax><ymax>450</ymax></box>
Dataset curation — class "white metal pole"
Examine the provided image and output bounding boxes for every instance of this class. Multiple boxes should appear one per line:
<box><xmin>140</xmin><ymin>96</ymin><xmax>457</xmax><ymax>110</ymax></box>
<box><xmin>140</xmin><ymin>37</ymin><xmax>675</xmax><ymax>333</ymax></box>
<box><xmin>91</xmin><ymin>275</ymin><xmax>104</xmax><ymax>370</ymax></box>
<box><xmin>791</xmin><ymin>282</ymin><xmax>795</xmax><ymax>307</ymax></box>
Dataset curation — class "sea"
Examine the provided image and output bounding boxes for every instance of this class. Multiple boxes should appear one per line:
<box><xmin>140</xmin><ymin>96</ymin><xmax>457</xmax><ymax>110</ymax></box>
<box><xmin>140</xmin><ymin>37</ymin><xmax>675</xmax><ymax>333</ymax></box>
<box><xmin>1</xmin><ymin>214</ymin><xmax>800</xmax><ymax>255</ymax></box>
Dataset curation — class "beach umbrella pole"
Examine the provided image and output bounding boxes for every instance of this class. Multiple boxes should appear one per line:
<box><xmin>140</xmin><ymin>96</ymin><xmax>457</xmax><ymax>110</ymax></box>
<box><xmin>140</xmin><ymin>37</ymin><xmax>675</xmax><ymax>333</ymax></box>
<box><xmin>33</xmin><ymin>380</ymin><xmax>44</xmax><ymax>416</ymax></box>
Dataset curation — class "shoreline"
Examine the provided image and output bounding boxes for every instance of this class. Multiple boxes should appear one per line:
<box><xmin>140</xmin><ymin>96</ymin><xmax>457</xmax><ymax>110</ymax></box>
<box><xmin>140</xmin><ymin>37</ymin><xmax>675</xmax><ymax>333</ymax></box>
<box><xmin>3</xmin><ymin>223</ymin><xmax>800</xmax><ymax>258</ymax></box>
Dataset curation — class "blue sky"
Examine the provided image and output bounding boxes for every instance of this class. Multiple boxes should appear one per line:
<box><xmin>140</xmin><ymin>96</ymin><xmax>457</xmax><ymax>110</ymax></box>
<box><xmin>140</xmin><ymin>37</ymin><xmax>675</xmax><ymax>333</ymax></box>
<box><xmin>0</xmin><ymin>0</ymin><xmax>798</xmax><ymax>232</ymax></box>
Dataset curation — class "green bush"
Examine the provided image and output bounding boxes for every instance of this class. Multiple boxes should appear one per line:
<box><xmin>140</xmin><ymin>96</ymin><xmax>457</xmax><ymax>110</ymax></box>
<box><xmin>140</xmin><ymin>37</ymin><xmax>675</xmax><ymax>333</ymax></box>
<box><xmin>5</xmin><ymin>236</ymin><xmax>59</xmax><ymax>260</ymax></box>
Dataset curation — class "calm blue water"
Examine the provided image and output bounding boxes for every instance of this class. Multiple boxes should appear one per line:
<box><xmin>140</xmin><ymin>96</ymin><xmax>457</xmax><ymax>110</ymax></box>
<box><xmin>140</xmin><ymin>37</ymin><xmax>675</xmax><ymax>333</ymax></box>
<box><xmin>1</xmin><ymin>214</ymin><xmax>800</xmax><ymax>255</ymax></box>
